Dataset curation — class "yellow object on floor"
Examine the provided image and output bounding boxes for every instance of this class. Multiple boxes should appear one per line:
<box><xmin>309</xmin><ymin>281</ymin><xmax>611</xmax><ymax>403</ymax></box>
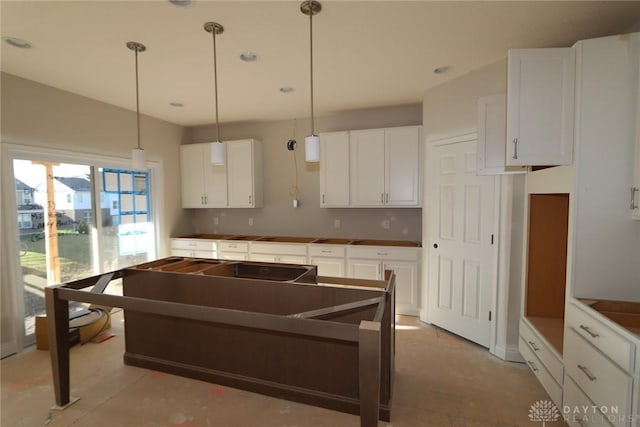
<box><xmin>34</xmin><ymin>308</ymin><xmax>111</xmax><ymax>350</ymax></box>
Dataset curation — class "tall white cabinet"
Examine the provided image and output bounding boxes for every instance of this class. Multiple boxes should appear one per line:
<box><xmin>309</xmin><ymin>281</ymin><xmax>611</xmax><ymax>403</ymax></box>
<box><xmin>180</xmin><ymin>139</ymin><xmax>262</xmax><ymax>208</ymax></box>
<box><xmin>518</xmin><ymin>33</ymin><xmax>640</xmax><ymax>424</ymax></box>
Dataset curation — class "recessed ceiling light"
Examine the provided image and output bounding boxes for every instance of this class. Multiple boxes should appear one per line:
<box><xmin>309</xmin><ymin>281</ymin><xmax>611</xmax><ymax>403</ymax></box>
<box><xmin>168</xmin><ymin>0</ymin><xmax>191</xmax><ymax>6</ymax></box>
<box><xmin>279</xmin><ymin>87</ymin><xmax>295</xmax><ymax>93</ymax></box>
<box><xmin>3</xmin><ymin>37</ymin><xmax>33</xmax><ymax>49</ymax></box>
<box><xmin>169</xmin><ymin>102</ymin><xmax>184</xmax><ymax>107</ymax></box>
<box><xmin>240</xmin><ymin>52</ymin><xmax>258</xmax><ymax>62</ymax></box>
<box><xmin>433</xmin><ymin>66</ymin><xmax>451</xmax><ymax>75</ymax></box>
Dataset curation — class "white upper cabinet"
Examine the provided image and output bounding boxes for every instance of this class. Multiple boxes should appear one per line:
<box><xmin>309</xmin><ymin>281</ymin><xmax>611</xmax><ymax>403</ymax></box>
<box><xmin>226</xmin><ymin>139</ymin><xmax>263</xmax><ymax>208</ymax></box>
<box><xmin>350</xmin><ymin>129</ymin><xmax>386</xmax><ymax>206</ymax></box>
<box><xmin>319</xmin><ymin>131</ymin><xmax>350</xmax><ymax>207</ymax></box>
<box><xmin>506</xmin><ymin>48</ymin><xmax>575</xmax><ymax>166</ymax></box>
<box><xmin>477</xmin><ymin>94</ymin><xmax>526</xmax><ymax>175</ymax></box>
<box><xmin>350</xmin><ymin>126</ymin><xmax>421</xmax><ymax>207</ymax></box>
<box><xmin>180</xmin><ymin>143</ymin><xmax>227</xmax><ymax>208</ymax></box>
<box><xmin>385</xmin><ymin>126</ymin><xmax>421</xmax><ymax>206</ymax></box>
<box><xmin>180</xmin><ymin>139</ymin><xmax>262</xmax><ymax>209</ymax></box>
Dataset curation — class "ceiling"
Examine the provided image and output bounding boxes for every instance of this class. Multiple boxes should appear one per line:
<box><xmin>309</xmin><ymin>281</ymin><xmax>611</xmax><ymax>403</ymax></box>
<box><xmin>2</xmin><ymin>1</ymin><xmax>640</xmax><ymax>127</ymax></box>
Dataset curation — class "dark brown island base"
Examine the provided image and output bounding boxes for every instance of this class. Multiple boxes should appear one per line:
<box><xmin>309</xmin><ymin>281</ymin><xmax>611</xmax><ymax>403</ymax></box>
<box><xmin>45</xmin><ymin>257</ymin><xmax>396</xmax><ymax>427</ymax></box>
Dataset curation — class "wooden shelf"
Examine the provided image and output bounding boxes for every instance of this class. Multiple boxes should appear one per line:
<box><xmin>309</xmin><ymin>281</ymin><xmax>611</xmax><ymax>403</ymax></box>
<box><xmin>527</xmin><ymin>316</ymin><xmax>564</xmax><ymax>355</ymax></box>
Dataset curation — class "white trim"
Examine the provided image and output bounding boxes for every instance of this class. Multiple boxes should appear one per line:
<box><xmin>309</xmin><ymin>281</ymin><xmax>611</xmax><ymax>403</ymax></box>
<box><xmin>493</xmin><ymin>344</ymin><xmax>525</xmax><ymax>363</ymax></box>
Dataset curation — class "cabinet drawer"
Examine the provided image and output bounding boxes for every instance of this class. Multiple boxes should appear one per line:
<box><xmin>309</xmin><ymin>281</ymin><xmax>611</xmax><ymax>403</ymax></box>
<box><xmin>250</xmin><ymin>242</ymin><xmax>307</xmax><ymax>256</ymax></box>
<box><xmin>564</xmin><ymin>328</ymin><xmax>632</xmax><ymax>426</ymax></box>
<box><xmin>563</xmin><ymin>374</ymin><xmax>614</xmax><ymax>427</ymax></box>
<box><xmin>347</xmin><ymin>246</ymin><xmax>419</xmax><ymax>261</ymax></box>
<box><xmin>520</xmin><ymin>320</ymin><xmax>564</xmax><ymax>384</ymax></box>
<box><xmin>308</xmin><ymin>245</ymin><xmax>346</xmax><ymax>257</ymax></box>
<box><xmin>566</xmin><ymin>303</ymin><xmax>635</xmax><ymax>373</ymax></box>
<box><xmin>171</xmin><ymin>238</ymin><xmax>217</xmax><ymax>252</ymax></box>
<box><xmin>519</xmin><ymin>337</ymin><xmax>562</xmax><ymax>408</ymax></box>
<box><xmin>170</xmin><ymin>249</ymin><xmax>217</xmax><ymax>259</ymax></box>
<box><xmin>219</xmin><ymin>241</ymin><xmax>249</xmax><ymax>252</ymax></box>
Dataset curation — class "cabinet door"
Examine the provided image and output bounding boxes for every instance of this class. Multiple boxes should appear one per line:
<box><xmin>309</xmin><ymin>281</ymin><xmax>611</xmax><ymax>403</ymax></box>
<box><xmin>477</xmin><ymin>94</ymin><xmax>527</xmax><ymax>175</ymax></box>
<box><xmin>320</xmin><ymin>131</ymin><xmax>350</xmax><ymax>207</ymax></box>
<box><xmin>350</xmin><ymin>129</ymin><xmax>385</xmax><ymax>206</ymax></box>
<box><xmin>634</xmin><ymin>35</ymin><xmax>640</xmax><ymax>220</ymax></box>
<box><xmin>383</xmin><ymin>260</ymin><xmax>419</xmax><ymax>316</ymax></box>
<box><xmin>180</xmin><ymin>144</ymin><xmax>206</xmax><ymax>208</ymax></box>
<box><xmin>227</xmin><ymin>140</ymin><xmax>255</xmax><ymax>207</ymax></box>
<box><xmin>385</xmin><ymin>126</ymin><xmax>421</xmax><ymax>206</ymax></box>
<box><xmin>347</xmin><ymin>258</ymin><xmax>381</xmax><ymax>279</ymax></box>
<box><xmin>202</xmin><ymin>144</ymin><xmax>228</xmax><ymax>207</ymax></box>
<box><xmin>310</xmin><ymin>257</ymin><xmax>345</xmax><ymax>277</ymax></box>
<box><xmin>506</xmin><ymin>48</ymin><xmax>574</xmax><ymax>166</ymax></box>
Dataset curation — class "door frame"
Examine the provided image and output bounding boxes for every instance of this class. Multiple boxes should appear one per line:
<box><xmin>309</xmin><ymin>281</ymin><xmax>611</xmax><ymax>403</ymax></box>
<box><xmin>420</xmin><ymin>132</ymin><xmax>505</xmax><ymax>357</ymax></box>
<box><xmin>1</xmin><ymin>142</ymin><xmax>162</xmax><ymax>355</ymax></box>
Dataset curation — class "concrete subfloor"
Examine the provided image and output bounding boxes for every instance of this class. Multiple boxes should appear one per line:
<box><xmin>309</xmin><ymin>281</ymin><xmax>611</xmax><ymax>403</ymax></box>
<box><xmin>1</xmin><ymin>312</ymin><xmax>564</xmax><ymax>426</ymax></box>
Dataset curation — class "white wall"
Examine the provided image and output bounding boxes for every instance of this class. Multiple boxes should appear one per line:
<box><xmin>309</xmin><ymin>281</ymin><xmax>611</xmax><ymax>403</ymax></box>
<box><xmin>421</xmin><ymin>59</ymin><xmax>525</xmax><ymax>358</ymax></box>
<box><xmin>188</xmin><ymin>105</ymin><xmax>424</xmax><ymax>241</ymax></box>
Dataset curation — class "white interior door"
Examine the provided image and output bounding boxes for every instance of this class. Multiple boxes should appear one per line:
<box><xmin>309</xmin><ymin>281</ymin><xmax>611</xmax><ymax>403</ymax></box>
<box><xmin>426</xmin><ymin>138</ymin><xmax>496</xmax><ymax>347</ymax></box>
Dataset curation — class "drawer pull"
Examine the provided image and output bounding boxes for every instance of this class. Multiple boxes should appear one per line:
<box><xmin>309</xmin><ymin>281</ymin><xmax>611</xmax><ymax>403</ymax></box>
<box><xmin>578</xmin><ymin>364</ymin><xmax>597</xmax><ymax>381</ymax></box>
<box><xmin>321</xmin><ymin>250</ymin><xmax>332</xmax><ymax>254</ymax></box>
<box><xmin>579</xmin><ymin>324</ymin><xmax>600</xmax><ymax>338</ymax></box>
<box><xmin>377</xmin><ymin>252</ymin><xmax>388</xmax><ymax>256</ymax></box>
<box><xmin>527</xmin><ymin>360</ymin><xmax>538</xmax><ymax>372</ymax></box>
<box><xmin>528</xmin><ymin>341</ymin><xmax>540</xmax><ymax>352</ymax></box>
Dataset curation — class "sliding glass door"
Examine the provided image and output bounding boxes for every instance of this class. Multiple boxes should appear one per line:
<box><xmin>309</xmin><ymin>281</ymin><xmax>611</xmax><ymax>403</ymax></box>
<box><xmin>12</xmin><ymin>159</ymin><xmax>155</xmax><ymax>345</ymax></box>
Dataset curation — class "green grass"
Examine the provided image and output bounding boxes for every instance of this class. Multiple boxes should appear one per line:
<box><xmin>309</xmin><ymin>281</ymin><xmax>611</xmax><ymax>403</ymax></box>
<box><xmin>20</xmin><ymin>232</ymin><xmax>93</xmax><ymax>282</ymax></box>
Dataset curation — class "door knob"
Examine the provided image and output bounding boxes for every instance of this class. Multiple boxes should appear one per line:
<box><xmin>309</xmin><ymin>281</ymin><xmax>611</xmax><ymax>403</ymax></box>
<box><xmin>433</xmin><ymin>243</ymin><xmax>438</xmax><ymax>249</ymax></box>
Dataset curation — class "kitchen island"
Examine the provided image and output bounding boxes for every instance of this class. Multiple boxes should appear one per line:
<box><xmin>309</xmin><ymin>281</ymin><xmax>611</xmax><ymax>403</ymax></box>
<box><xmin>45</xmin><ymin>257</ymin><xmax>396</xmax><ymax>427</ymax></box>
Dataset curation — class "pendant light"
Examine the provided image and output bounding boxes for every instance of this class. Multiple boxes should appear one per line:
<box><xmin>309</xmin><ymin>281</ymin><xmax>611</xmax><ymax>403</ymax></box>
<box><xmin>204</xmin><ymin>21</ymin><xmax>226</xmax><ymax>166</ymax></box>
<box><xmin>127</xmin><ymin>41</ymin><xmax>147</xmax><ymax>170</ymax></box>
<box><xmin>301</xmin><ymin>0</ymin><xmax>321</xmax><ymax>163</ymax></box>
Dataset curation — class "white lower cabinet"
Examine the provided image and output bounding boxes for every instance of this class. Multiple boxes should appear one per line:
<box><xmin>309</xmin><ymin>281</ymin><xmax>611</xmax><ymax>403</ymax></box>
<box><xmin>346</xmin><ymin>246</ymin><xmax>420</xmax><ymax>316</ymax></box>
<box><xmin>308</xmin><ymin>245</ymin><xmax>346</xmax><ymax>277</ymax></box>
<box><xmin>217</xmin><ymin>241</ymin><xmax>249</xmax><ymax>261</ymax></box>
<box><xmin>563</xmin><ymin>375</ymin><xmax>614</xmax><ymax>427</ymax></box>
<box><xmin>563</xmin><ymin>301</ymin><xmax>637</xmax><ymax>427</ymax></box>
<box><xmin>519</xmin><ymin>319</ymin><xmax>563</xmax><ymax>408</ymax></box>
<box><xmin>249</xmin><ymin>242</ymin><xmax>308</xmax><ymax>265</ymax></box>
<box><xmin>170</xmin><ymin>238</ymin><xmax>217</xmax><ymax>258</ymax></box>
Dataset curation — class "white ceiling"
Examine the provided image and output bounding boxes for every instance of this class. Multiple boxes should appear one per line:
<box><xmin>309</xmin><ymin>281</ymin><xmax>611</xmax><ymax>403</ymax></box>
<box><xmin>2</xmin><ymin>1</ymin><xmax>640</xmax><ymax>127</ymax></box>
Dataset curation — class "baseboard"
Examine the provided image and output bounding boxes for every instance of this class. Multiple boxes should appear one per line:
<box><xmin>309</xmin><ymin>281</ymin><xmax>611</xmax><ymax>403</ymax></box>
<box><xmin>492</xmin><ymin>344</ymin><xmax>525</xmax><ymax>363</ymax></box>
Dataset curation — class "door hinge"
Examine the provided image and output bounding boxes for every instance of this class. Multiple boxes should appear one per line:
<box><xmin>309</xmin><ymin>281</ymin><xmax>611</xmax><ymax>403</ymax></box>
<box><xmin>491</xmin><ymin>234</ymin><xmax>494</xmax><ymax>245</ymax></box>
<box><xmin>489</xmin><ymin>311</ymin><xmax>492</xmax><ymax>321</ymax></box>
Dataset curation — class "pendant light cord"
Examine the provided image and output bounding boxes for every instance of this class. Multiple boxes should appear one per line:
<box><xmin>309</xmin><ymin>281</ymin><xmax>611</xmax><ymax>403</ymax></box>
<box><xmin>211</xmin><ymin>29</ymin><xmax>221</xmax><ymax>143</ymax></box>
<box><xmin>308</xmin><ymin>0</ymin><xmax>315</xmax><ymax>136</ymax></box>
<box><xmin>289</xmin><ymin>119</ymin><xmax>300</xmax><ymax>199</ymax></box>
<box><xmin>134</xmin><ymin>47</ymin><xmax>141</xmax><ymax>150</ymax></box>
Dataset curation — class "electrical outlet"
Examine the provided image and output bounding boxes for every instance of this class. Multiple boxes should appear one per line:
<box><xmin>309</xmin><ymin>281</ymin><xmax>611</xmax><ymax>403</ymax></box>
<box><xmin>213</xmin><ymin>217</ymin><xmax>219</xmax><ymax>225</ymax></box>
<box><xmin>334</xmin><ymin>219</ymin><xmax>341</xmax><ymax>229</ymax></box>
<box><xmin>248</xmin><ymin>218</ymin><xmax>254</xmax><ymax>226</ymax></box>
<box><xmin>382</xmin><ymin>220</ymin><xmax>390</xmax><ymax>229</ymax></box>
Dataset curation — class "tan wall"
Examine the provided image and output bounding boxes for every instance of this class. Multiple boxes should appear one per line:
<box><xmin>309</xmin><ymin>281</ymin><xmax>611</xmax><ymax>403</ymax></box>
<box><xmin>188</xmin><ymin>104</ymin><xmax>423</xmax><ymax>241</ymax></box>
<box><xmin>421</xmin><ymin>58</ymin><xmax>525</xmax><ymax>355</ymax></box>
<box><xmin>1</xmin><ymin>73</ymin><xmax>191</xmax><ymax>252</ymax></box>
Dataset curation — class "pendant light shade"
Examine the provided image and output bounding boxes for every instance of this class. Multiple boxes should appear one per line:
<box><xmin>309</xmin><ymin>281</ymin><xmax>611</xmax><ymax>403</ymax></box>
<box><xmin>204</xmin><ymin>21</ymin><xmax>226</xmax><ymax>166</ymax></box>
<box><xmin>126</xmin><ymin>41</ymin><xmax>147</xmax><ymax>170</ymax></box>
<box><xmin>305</xmin><ymin>135</ymin><xmax>320</xmax><ymax>162</ymax></box>
<box><xmin>301</xmin><ymin>0</ymin><xmax>321</xmax><ymax>163</ymax></box>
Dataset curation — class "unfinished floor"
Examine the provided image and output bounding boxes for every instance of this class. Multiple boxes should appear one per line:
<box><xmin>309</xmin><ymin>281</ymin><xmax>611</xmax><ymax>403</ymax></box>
<box><xmin>1</xmin><ymin>312</ymin><xmax>563</xmax><ymax>426</ymax></box>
